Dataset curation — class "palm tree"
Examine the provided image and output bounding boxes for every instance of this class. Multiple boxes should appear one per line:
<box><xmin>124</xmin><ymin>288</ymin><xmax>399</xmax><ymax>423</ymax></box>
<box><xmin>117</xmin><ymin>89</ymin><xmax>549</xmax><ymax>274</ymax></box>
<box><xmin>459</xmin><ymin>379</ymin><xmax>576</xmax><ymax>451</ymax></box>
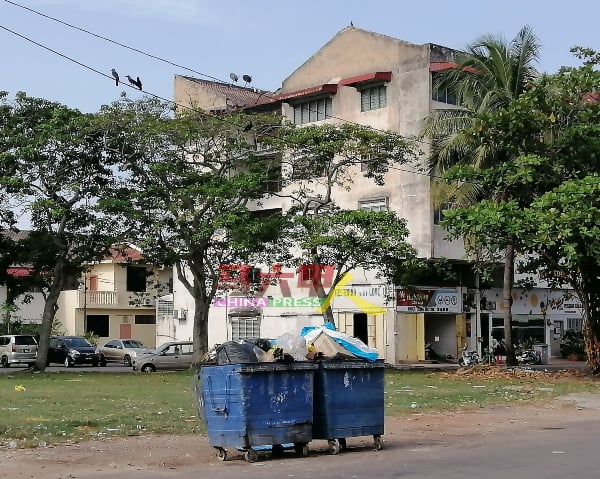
<box><xmin>424</xmin><ymin>25</ymin><xmax>541</xmax><ymax>366</ymax></box>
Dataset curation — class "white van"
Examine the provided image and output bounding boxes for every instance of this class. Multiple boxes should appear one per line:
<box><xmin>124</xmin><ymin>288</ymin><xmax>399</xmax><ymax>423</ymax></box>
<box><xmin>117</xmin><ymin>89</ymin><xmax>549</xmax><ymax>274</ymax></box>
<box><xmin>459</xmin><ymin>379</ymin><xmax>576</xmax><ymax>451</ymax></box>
<box><xmin>0</xmin><ymin>334</ymin><xmax>38</xmax><ymax>367</ymax></box>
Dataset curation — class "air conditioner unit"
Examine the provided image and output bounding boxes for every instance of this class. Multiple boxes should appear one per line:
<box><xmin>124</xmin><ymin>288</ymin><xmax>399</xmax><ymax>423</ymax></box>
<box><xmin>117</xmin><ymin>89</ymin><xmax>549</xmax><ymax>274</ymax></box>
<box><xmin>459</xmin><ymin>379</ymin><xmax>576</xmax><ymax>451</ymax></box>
<box><xmin>142</xmin><ymin>297</ymin><xmax>155</xmax><ymax>307</ymax></box>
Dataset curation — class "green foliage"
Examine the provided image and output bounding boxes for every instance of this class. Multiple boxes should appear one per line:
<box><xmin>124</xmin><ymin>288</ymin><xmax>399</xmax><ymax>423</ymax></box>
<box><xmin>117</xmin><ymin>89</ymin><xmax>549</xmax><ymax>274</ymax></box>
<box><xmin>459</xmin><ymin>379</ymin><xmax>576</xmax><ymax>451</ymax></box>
<box><xmin>83</xmin><ymin>331</ymin><xmax>99</xmax><ymax>346</ymax></box>
<box><xmin>438</xmin><ymin>48</ymin><xmax>600</xmax><ymax>364</ymax></box>
<box><xmin>288</xmin><ymin>209</ymin><xmax>417</xmax><ymax>284</ymax></box>
<box><xmin>560</xmin><ymin>329</ymin><xmax>585</xmax><ymax>359</ymax></box>
<box><xmin>98</xmin><ymin>97</ymin><xmax>287</xmax><ymax>355</ymax></box>
<box><xmin>0</xmin><ymin>93</ymin><xmax>124</xmax><ymax>370</ymax></box>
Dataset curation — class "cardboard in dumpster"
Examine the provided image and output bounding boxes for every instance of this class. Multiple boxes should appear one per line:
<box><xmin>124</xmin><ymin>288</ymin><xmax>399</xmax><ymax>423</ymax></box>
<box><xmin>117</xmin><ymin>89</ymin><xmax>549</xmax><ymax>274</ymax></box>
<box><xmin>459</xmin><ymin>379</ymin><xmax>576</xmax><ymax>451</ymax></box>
<box><xmin>310</xmin><ymin>331</ymin><xmax>357</xmax><ymax>360</ymax></box>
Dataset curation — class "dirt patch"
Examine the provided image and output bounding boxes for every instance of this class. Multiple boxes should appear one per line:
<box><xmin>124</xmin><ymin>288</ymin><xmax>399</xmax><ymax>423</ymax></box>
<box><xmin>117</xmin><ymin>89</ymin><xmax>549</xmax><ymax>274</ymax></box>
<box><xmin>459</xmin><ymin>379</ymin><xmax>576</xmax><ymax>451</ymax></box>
<box><xmin>2</xmin><ymin>369</ymin><xmax>598</xmax><ymax>477</ymax></box>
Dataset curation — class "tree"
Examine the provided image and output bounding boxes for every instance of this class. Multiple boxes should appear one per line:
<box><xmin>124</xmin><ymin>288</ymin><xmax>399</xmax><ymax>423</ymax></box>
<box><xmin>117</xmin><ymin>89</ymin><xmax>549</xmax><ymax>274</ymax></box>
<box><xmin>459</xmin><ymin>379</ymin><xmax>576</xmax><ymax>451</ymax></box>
<box><xmin>441</xmin><ymin>47</ymin><xmax>600</xmax><ymax>369</ymax></box>
<box><xmin>273</xmin><ymin>122</ymin><xmax>418</xmax><ymax>327</ymax></box>
<box><xmin>285</xmin><ymin>210</ymin><xmax>418</xmax><ymax>324</ymax></box>
<box><xmin>423</xmin><ymin>26</ymin><xmax>541</xmax><ymax>365</ymax></box>
<box><xmin>0</xmin><ymin>92</ymin><xmax>122</xmax><ymax>370</ymax></box>
<box><xmin>98</xmin><ymin>97</ymin><xmax>286</xmax><ymax>360</ymax></box>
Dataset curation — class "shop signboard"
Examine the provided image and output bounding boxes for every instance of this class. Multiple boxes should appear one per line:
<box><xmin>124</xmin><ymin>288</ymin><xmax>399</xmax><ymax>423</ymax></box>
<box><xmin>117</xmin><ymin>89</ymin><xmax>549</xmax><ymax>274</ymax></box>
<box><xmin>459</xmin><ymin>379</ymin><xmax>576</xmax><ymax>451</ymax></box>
<box><xmin>396</xmin><ymin>288</ymin><xmax>461</xmax><ymax>313</ymax></box>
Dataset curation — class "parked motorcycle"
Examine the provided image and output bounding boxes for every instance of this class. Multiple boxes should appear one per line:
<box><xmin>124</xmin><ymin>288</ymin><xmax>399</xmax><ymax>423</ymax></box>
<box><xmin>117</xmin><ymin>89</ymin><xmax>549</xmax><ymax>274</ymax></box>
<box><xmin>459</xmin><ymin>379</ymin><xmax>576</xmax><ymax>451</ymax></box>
<box><xmin>458</xmin><ymin>344</ymin><xmax>480</xmax><ymax>367</ymax></box>
<box><xmin>516</xmin><ymin>348</ymin><xmax>541</xmax><ymax>365</ymax></box>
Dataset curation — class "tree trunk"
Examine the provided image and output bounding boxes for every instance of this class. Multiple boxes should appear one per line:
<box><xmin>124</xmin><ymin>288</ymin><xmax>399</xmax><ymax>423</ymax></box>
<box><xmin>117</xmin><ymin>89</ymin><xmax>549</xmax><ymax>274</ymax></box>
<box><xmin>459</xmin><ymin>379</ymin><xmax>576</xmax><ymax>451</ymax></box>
<box><xmin>192</xmin><ymin>293</ymin><xmax>210</xmax><ymax>365</ymax></box>
<box><xmin>503</xmin><ymin>244</ymin><xmax>517</xmax><ymax>366</ymax></box>
<box><xmin>579</xmin><ymin>264</ymin><xmax>600</xmax><ymax>371</ymax></box>
<box><xmin>315</xmin><ymin>282</ymin><xmax>336</xmax><ymax>328</ymax></box>
<box><xmin>34</xmin><ymin>258</ymin><xmax>65</xmax><ymax>371</ymax></box>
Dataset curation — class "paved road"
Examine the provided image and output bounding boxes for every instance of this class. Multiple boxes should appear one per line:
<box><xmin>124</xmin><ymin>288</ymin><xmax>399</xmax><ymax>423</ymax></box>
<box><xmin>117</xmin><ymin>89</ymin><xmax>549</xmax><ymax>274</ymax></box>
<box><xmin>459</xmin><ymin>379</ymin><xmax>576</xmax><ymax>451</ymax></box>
<box><xmin>0</xmin><ymin>364</ymin><xmax>134</xmax><ymax>373</ymax></box>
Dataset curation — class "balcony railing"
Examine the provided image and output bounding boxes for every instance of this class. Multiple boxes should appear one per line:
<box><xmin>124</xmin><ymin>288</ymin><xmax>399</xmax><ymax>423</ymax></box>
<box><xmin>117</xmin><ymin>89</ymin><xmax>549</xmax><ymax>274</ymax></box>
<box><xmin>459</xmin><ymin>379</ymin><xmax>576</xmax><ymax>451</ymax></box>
<box><xmin>78</xmin><ymin>290</ymin><xmax>118</xmax><ymax>307</ymax></box>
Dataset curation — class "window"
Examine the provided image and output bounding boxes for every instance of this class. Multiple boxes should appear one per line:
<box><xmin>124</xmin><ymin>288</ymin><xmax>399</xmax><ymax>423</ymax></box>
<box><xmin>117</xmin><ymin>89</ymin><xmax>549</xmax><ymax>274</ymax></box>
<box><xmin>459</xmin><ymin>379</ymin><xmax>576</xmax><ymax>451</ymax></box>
<box><xmin>567</xmin><ymin>318</ymin><xmax>583</xmax><ymax>331</ymax></box>
<box><xmin>231</xmin><ymin>316</ymin><xmax>260</xmax><ymax>341</ymax></box>
<box><xmin>86</xmin><ymin>314</ymin><xmax>109</xmax><ymax>337</ymax></box>
<box><xmin>359</xmin><ymin>197</ymin><xmax>389</xmax><ymax>212</ymax></box>
<box><xmin>126</xmin><ymin>266</ymin><xmax>148</xmax><ymax>292</ymax></box>
<box><xmin>431</xmin><ymin>72</ymin><xmax>457</xmax><ymax>105</ymax></box>
<box><xmin>262</xmin><ymin>159</ymin><xmax>282</xmax><ymax>193</ymax></box>
<box><xmin>289</xmin><ymin>152</ymin><xmax>329</xmax><ymax>179</ymax></box>
<box><xmin>360</xmin><ymin>84</ymin><xmax>387</xmax><ymax>111</ymax></box>
<box><xmin>434</xmin><ymin>201</ymin><xmax>456</xmax><ymax>225</ymax></box>
<box><xmin>135</xmin><ymin>314</ymin><xmax>156</xmax><ymax>325</ymax></box>
<box><xmin>293</xmin><ymin>97</ymin><xmax>332</xmax><ymax>124</ymax></box>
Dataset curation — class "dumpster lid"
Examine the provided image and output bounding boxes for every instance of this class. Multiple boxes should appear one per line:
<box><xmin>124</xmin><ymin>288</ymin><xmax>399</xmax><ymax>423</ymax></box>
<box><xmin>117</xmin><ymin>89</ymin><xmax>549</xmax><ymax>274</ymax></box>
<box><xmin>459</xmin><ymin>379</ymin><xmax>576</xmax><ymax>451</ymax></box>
<box><xmin>238</xmin><ymin>362</ymin><xmax>318</xmax><ymax>373</ymax></box>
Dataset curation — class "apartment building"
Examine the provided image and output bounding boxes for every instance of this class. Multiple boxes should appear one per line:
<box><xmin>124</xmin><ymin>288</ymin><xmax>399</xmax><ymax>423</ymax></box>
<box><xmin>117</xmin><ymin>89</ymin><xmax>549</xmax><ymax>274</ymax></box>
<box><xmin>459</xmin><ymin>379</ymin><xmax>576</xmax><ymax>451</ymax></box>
<box><xmin>172</xmin><ymin>26</ymin><xmax>581</xmax><ymax>361</ymax></box>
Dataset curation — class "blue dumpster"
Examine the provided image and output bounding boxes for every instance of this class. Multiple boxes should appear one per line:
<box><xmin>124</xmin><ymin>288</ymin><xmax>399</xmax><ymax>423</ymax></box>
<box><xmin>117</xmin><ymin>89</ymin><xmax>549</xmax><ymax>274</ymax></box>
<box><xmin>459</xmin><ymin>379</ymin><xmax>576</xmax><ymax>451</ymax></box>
<box><xmin>196</xmin><ymin>362</ymin><xmax>317</xmax><ymax>462</ymax></box>
<box><xmin>312</xmin><ymin>360</ymin><xmax>385</xmax><ymax>454</ymax></box>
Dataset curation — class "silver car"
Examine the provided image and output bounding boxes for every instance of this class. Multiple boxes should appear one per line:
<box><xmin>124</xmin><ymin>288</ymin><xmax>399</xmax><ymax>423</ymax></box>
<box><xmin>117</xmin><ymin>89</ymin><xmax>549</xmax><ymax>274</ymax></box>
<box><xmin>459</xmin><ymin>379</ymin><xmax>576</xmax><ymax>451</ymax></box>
<box><xmin>0</xmin><ymin>334</ymin><xmax>38</xmax><ymax>368</ymax></box>
<box><xmin>97</xmin><ymin>338</ymin><xmax>154</xmax><ymax>367</ymax></box>
<box><xmin>132</xmin><ymin>341</ymin><xmax>194</xmax><ymax>372</ymax></box>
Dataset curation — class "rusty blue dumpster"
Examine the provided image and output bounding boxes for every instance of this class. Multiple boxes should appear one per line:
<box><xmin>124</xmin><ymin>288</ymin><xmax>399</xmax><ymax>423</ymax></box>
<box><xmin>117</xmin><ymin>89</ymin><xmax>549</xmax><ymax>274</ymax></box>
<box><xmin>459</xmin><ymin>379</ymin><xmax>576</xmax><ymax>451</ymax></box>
<box><xmin>312</xmin><ymin>360</ymin><xmax>385</xmax><ymax>454</ymax></box>
<box><xmin>196</xmin><ymin>362</ymin><xmax>317</xmax><ymax>462</ymax></box>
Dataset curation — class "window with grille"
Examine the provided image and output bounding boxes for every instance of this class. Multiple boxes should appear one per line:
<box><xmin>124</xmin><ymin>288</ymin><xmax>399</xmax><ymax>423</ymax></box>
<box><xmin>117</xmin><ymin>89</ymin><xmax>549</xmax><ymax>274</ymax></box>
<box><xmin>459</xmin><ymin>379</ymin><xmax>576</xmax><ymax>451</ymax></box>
<box><xmin>293</xmin><ymin>97</ymin><xmax>332</xmax><ymax>124</ymax></box>
<box><xmin>231</xmin><ymin>316</ymin><xmax>261</xmax><ymax>341</ymax></box>
<box><xmin>360</xmin><ymin>85</ymin><xmax>387</xmax><ymax>112</ymax></box>
<box><xmin>567</xmin><ymin>317</ymin><xmax>583</xmax><ymax>331</ymax></box>
<box><xmin>358</xmin><ymin>197</ymin><xmax>389</xmax><ymax>212</ymax></box>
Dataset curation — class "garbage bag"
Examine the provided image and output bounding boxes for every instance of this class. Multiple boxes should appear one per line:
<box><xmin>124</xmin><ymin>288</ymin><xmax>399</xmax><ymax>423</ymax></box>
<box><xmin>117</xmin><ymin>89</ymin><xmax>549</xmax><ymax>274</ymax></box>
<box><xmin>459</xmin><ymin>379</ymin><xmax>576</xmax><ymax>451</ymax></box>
<box><xmin>215</xmin><ymin>341</ymin><xmax>262</xmax><ymax>364</ymax></box>
<box><xmin>275</xmin><ymin>333</ymin><xmax>307</xmax><ymax>361</ymax></box>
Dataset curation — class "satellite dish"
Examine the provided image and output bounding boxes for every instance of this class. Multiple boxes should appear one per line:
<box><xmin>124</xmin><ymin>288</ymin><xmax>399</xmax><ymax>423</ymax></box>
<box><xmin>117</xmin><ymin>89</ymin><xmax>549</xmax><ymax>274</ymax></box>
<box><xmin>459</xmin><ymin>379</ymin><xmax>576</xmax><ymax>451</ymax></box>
<box><xmin>242</xmin><ymin>74</ymin><xmax>252</xmax><ymax>86</ymax></box>
<box><xmin>229</xmin><ymin>72</ymin><xmax>239</xmax><ymax>83</ymax></box>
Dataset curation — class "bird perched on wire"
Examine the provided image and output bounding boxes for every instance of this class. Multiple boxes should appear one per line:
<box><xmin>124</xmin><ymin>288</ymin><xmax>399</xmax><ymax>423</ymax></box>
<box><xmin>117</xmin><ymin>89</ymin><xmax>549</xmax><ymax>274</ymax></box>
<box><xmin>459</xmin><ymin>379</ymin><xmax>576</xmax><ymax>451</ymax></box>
<box><xmin>125</xmin><ymin>75</ymin><xmax>143</xmax><ymax>90</ymax></box>
<box><xmin>111</xmin><ymin>68</ymin><xmax>119</xmax><ymax>86</ymax></box>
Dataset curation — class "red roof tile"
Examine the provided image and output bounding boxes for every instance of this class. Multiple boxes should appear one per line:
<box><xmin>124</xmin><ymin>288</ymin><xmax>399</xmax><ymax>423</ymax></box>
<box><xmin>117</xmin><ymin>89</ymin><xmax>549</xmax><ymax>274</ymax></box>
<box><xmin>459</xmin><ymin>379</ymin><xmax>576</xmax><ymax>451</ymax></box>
<box><xmin>430</xmin><ymin>62</ymin><xmax>478</xmax><ymax>74</ymax></box>
<box><xmin>276</xmin><ymin>84</ymin><xmax>338</xmax><ymax>101</ymax></box>
<box><xmin>338</xmin><ymin>71</ymin><xmax>392</xmax><ymax>86</ymax></box>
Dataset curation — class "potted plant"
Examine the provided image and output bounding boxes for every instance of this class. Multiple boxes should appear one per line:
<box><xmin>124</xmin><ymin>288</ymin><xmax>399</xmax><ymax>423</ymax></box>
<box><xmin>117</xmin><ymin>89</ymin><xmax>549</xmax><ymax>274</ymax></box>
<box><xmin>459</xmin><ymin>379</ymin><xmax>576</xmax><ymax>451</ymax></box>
<box><xmin>560</xmin><ymin>329</ymin><xmax>585</xmax><ymax>360</ymax></box>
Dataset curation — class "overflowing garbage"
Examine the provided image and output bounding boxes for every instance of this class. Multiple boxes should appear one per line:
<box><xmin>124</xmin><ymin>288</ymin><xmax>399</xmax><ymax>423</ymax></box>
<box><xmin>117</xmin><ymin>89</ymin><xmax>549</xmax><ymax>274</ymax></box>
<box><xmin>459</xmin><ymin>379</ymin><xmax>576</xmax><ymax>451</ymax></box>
<box><xmin>197</xmin><ymin>323</ymin><xmax>384</xmax><ymax>462</ymax></box>
<box><xmin>205</xmin><ymin>322</ymin><xmax>379</xmax><ymax>365</ymax></box>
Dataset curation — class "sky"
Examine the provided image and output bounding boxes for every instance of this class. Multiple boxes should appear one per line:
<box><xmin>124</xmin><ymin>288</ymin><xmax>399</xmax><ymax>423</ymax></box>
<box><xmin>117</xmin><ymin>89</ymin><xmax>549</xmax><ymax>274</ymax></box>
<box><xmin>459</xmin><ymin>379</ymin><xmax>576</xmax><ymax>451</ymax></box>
<box><xmin>1</xmin><ymin>0</ymin><xmax>599</xmax><ymax>113</ymax></box>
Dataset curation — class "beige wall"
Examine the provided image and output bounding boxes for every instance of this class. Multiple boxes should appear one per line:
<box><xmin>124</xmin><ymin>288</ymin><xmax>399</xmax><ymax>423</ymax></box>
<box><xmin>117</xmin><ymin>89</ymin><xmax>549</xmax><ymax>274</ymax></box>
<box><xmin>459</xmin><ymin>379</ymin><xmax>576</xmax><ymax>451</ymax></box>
<box><xmin>55</xmin><ymin>260</ymin><xmax>171</xmax><ymax>347</ymax></box>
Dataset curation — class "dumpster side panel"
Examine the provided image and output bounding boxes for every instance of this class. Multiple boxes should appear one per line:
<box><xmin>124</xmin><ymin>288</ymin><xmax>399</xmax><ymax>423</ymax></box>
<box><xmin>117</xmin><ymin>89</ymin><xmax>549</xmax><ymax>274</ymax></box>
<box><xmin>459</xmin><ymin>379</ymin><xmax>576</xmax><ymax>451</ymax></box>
<box><xmin>243</xmin><ymin>369</ymin><xmax>313</xmax><ymax>445</ymax></box>
<box><xmin>313</xmin><ymin>361</ymin><xmax>385</xmax><ymax>440</ymax></box>
<box><xmin>199</xmin><ymin>363</ymin><xmax>316</xmax><ymax>449</ymax></box>
<box><xmin>200</xmin><ymin>365</ymin><xmax>249</xmax><ymax>449</ymax></box>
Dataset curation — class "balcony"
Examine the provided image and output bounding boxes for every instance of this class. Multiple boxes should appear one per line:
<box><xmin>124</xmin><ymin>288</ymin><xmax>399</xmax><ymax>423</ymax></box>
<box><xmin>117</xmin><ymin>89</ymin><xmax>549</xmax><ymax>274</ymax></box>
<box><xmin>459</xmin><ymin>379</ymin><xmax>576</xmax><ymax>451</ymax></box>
<box><xmin>77</xmin><ymin>291</ymin><xmax>154</xmax><ymax>309</ymax></box>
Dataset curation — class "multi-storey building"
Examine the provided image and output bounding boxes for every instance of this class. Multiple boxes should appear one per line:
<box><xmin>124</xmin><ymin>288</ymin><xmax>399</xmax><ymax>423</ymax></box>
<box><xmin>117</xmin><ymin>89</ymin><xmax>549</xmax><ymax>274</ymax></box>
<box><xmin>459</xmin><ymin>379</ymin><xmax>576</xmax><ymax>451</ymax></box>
<box><xmin>56</xmin><ymin>245</ymin><xmax>173</xmax><ymax>348</ymax></box>
<box><xmin>172</xmin><ymin>26</ymin><xmax>582</xmax><ymax>362</ymax></box>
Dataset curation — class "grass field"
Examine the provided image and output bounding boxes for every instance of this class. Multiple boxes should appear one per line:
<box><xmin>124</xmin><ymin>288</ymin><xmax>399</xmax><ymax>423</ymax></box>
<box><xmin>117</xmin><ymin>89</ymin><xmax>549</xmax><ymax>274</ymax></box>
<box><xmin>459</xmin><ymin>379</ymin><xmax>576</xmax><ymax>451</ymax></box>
<box><xmin>1</xmin><ymin>368</ymin><xmax>598</xmax><ymax>448</ymax></box>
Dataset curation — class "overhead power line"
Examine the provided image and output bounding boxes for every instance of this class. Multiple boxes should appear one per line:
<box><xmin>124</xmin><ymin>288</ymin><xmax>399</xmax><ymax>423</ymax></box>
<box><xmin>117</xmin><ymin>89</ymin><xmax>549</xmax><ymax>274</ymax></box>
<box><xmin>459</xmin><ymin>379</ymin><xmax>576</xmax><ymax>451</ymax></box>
<box><xmin>1</xmin><ymin>0</ymin><xmax>438</xmax><ymax>150</ymax></box>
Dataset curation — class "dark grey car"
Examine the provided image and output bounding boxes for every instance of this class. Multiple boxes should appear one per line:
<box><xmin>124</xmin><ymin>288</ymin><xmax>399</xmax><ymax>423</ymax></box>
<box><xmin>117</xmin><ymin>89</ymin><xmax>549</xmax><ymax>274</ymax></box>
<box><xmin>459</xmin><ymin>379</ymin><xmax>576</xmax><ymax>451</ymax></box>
<box><xmin>48</xmin><ymin>336</ymin><xmax>106</xmax><ymax>367</ymax></box>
